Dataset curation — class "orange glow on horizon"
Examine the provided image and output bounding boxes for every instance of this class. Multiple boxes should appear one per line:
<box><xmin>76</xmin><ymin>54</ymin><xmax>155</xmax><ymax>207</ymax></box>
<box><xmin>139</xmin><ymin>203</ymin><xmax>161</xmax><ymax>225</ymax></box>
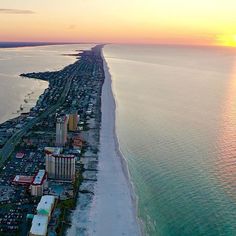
<box><xmin>0</xmin><ymin>0</ymin><xmax>236</xmax><ymax>47</ymax></box>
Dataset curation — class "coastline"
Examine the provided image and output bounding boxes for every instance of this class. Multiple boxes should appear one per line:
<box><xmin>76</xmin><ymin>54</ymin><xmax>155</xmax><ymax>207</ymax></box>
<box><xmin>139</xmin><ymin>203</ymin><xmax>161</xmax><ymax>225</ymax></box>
<box><xmin>0</xmin><ymin>42</ymin><xmax>76</xmax><ymax>49</ymax></box>
<box><xmin>67</xmin><ymin>46</ymin><xmax>142</xmax><ymax>236</ymax></box>
<box><xmin>102</xmin><ymin>50</ymin><xmax>145</xmax><ymax>235</ymax></box>
<box><xmin>0</xmin><ymin>43</ymin><xmax>143</xmax><ymax>235</ymax></box>
<box><xmin>84</xmin><ymin>49</ymin><xmax>141</xmax><ymax>235</ymax></box>
<box><xmin>0</xmin><ymin>44</ymin><xmax>88</xmax><ymax>125</ymax></box>
<box><xmin>0</xmin><ymin>79</ymin><xmax>48</xmax><ymax>125</ymax></box>
<box><xmin>0</xmin><ymin>46</ymin><xmax>51</xmax><ymax>125</ymax></box>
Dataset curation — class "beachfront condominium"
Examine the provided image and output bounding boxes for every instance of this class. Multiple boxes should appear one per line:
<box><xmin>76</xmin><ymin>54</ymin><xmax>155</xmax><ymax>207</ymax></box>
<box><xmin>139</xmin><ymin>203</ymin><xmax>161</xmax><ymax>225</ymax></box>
<box><xmin>68</xmin><ymin>112</ymin><xmax>79</xmax><ymax>131</ymax></box>
<box><xmin>55</xmin><ymin>116</ymin><xmax>68</xmax><ymax>146</ymax></box>
<box><xmin>45</xmin><ymin>154</ymin><xmax>76</xmax><ymax>181</ymax></box>
<box><xmin>29</xmin><ymin>195</ymin><xmax>56</xmax><ymax>236</ymax></box>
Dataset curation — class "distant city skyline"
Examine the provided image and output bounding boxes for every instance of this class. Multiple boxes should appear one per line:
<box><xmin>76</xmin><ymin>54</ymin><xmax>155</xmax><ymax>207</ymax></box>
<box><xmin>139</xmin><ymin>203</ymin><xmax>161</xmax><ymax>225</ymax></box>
<box><xmin>0</xmin><ymin>0</ymin><xmax>236</xmax><ymax>47</ymax></box>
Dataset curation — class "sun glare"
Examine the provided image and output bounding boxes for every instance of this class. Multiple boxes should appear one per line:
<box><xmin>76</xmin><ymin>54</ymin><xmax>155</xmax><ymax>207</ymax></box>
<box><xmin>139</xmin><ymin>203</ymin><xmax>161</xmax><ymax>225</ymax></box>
<box><xmin>216</xmin><ymin>34</ymin><xmax>236</xmax><ymax>47</ymax></box>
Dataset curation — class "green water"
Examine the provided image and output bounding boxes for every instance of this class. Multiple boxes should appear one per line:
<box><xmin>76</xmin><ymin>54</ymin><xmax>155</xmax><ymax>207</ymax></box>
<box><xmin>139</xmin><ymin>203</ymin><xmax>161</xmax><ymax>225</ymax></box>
<box><xmin>104</xmin><ymin>44</ymin><xmax>236</xmax><ymax>236</ymax></box>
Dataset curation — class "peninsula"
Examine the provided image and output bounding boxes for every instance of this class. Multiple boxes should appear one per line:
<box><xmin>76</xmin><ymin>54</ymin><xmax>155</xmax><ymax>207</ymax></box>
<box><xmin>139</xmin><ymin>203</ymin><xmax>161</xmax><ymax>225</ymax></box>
<box><xmin>0</xmin><ymin>45</ymin><xmax>104</xmax><ymax>235</ymax></box>
<box><xmin>0</xmin><ymin>44</ymin><xmax>141</xmax><ymax>236</ymax></box>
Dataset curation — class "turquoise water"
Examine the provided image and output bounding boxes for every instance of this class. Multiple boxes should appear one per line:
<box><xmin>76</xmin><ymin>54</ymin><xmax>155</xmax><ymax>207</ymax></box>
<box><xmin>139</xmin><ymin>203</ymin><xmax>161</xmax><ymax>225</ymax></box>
<box><xmin>103</xmin><ymin>45</ymin><xmax>236</xmax><ymax>235</ymax></box>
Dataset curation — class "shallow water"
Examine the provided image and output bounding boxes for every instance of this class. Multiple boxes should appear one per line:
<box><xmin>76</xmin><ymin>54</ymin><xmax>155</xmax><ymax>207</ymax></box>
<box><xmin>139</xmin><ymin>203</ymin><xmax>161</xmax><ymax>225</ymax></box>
<box><xmin>0</xmin><ymin>44</ymin><xmax>94</xmax><ymax>123</ymax></box>
<box><xmin>103</xmin><ymin>44</ymin><xmax>236</xmax><ymax>236</ymax></box>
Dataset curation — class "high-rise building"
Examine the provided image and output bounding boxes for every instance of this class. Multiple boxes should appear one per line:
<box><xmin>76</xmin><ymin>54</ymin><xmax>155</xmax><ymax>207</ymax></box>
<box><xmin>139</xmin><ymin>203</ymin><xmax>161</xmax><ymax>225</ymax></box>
<box><xmin>30</xmin><ymin>170</ymin><xmax>47</xmax><ymax>197</ymax></box>
<box><xmin>55</xmin><ymin>116</ymin><xmax>68</xmax><ymax>146</ymax></box>
<box><xmin>68</xmin><ymin>112</ymin><xmax>79</xmax><ymax>131</ymax></box>
<box><xmin>45</xmin><ymin>154</ymin><xmax>76</xmax><ymax>181</ymax></box>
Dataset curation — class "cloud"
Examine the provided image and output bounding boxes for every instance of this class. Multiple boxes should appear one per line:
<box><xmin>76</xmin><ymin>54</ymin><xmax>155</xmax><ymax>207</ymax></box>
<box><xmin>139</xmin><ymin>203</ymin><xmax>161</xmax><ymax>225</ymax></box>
<box><xmin>0</xmin><ymin>8</ymin><xmax>35</xmax><ymax>14</ymax></box>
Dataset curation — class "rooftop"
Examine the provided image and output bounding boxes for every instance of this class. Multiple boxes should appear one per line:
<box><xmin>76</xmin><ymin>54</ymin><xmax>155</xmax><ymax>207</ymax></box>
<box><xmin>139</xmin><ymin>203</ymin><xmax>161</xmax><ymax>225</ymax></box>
<box><xmin>37</xmin><ymin>195</ymin><xmax>55</xmax><ymax>216</ymax></box>
<box><xmin>51</xmin><ymin>154</ymin><xmax>75</xmax><ymax>159</ymax></box>
<box><xmin>16</xmin><ymin>152</ymin><xmax>25</xmax><ymax>159</ymax></box>
<box><xmin>44</xmin><ymin>147</ymin><xmax>62</xmax><ymax>155</ymax></box>
<box><xmin>32</xmin><ymin>170</ymin><xmax>47</xmax><ymax>185</ymax></box>
<box><xmin>13</xmin><ymin>175</ymin><xmax>34</xmax><ymax>184</ymax></box>
<box><xmin>56</xmin><ymin>116</ymin><xmax>68</xmax><ymax>124</ymax></box>
<box><xmin>30</xmin><ymin>214</ymin><xmax>48</xmax><ymax>236</ymax></box>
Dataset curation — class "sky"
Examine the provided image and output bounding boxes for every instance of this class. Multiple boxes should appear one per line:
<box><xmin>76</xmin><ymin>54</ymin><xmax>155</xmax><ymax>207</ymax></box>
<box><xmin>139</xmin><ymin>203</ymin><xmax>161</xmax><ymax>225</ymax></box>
<box><xmin>1</xmin><ymin>0</ymin><xmax>236</xmax><ymax>46</ymax></box>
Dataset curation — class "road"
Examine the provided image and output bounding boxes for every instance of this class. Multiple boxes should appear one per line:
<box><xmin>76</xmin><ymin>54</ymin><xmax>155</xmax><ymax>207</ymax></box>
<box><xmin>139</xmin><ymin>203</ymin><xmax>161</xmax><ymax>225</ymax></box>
<box><xmin>0</xmin><ymin>69</ymin><xmax>74</xmax><ymax>166</ymax></box>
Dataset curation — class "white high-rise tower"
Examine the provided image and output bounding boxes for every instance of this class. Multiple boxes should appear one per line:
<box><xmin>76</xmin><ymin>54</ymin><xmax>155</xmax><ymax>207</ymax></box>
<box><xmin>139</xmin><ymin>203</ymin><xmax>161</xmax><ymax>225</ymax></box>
<box><xmin>55</xmin><ymin>116</ymin><xmax>68</xmax><ymax>146</ymax></box>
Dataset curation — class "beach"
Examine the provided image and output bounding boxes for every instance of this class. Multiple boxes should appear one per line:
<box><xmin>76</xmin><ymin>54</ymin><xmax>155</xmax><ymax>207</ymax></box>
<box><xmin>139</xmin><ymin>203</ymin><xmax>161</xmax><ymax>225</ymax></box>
<box><xmin>67</xmin><ymin>49</ymin><xmax>141</xmax><ymax>236</ymax></box>
<box><xmin>86</xmin><ymin>52</ymin><xmax>141</xmax><ymax>235</ymax></box>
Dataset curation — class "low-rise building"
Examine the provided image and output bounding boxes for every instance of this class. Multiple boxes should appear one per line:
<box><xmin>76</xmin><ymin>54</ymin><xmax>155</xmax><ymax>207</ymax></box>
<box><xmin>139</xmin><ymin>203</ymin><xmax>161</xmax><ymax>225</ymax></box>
<box><xmin>29</xmin><ymin>195</ymin><xmax>56</xmax><ymax>236</ymax></box>
<box><xmin>16</xmin><ymin>152</ymin><xmax>25</xmax><ymax>159</ymax></box>
<box><xmin>29</xmin><ymin>215</ymin><xmax>48</xmax><ymax>236</ymax></box>
<box><xmin>36</xmin><ymin>195</ymin><xmax>55</xmax><ymax>218</ymax></box>
<box><xmin>12</xmin><ymin>175</ymin><xmax>34</xmax><ymax>186</ymax></box>
<box><xmin>72</xmin><ymin>136</ymin><xmax>83</xmax><ymax>150</ymax></box>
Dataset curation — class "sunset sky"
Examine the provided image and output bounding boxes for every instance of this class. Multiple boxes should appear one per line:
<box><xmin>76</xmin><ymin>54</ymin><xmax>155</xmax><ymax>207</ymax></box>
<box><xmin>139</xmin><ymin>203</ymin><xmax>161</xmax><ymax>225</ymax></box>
<box><xmin>1</xmin><ymin>0</ymin><xmax>236</xmax><ymax>46</ymax></box>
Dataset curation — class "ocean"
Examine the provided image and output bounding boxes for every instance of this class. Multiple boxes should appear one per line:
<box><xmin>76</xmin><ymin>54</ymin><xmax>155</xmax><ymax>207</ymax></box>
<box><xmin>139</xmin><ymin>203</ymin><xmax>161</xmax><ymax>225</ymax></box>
<box><xmin>103</xmin><ymin>44</ymin><xmax>236</xmax><ymax>236</ymax></box>
<box><xmin>0</xmin><ymin>44</ymin><xmax>94</xmax><ymax>124</ymax></box>
<box><xmin>1</xmin><ymin>43</ymin><xmax>236</xmax><ymax>235</ymax></box>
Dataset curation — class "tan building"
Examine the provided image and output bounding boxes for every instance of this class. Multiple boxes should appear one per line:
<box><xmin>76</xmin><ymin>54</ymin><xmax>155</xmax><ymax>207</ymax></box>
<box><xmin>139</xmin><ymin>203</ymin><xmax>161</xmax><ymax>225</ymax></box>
<box><xmin>45</xmin><ymin>154</ymin><xmax>76</xmax><ymax>181</ymax></box>
<box><xmin>30</xmin><ymin>170</ymin><xmax>47</xmax><ymax>197</ymax></box>
<box><xmin>55</xmin><ymin>116</ymin><xmax>68</xmax><ymax>146</ymax></box>
<box><xmin>68</xmin><ymin>112</ymin><xmax>79</xmax><ymax>131</ymax></box>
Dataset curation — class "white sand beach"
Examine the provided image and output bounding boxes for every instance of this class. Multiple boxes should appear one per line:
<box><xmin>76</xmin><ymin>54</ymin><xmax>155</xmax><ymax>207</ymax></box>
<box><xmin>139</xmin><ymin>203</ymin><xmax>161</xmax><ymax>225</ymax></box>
<box><xmin>85</xmin><ymin>52</ymin><xmax>141</xmax><ymax>235</ymax></box>
<box><xmin>67</xmin><ymin>50</ymin><xmax>141</xmax><ymax>236</ymax></box>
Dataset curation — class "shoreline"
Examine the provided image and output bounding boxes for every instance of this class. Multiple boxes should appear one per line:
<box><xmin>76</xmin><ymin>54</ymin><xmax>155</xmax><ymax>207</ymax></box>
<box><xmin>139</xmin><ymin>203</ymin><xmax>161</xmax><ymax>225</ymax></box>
<box><xmin>0</xmin><ymin>43</ymin><xmax>144</xmax><ymax>235</ymax></box>
<box><xmin>0</xmin><ymin>79</ymin><xmax>48</xmax><ymax>125</ymax></box>
<box><xmin>83</xmin><ymin>49</ymin><xmax>141</xmax><ymax>235</ymax></box>
<box><xmin>67</xmin><ymin>46</ymin><xmax>142</xmax><ymax>236</ymax></box>
<box><xmin>102</xmin><ymin>50</ymin><xmax>145</xmax><ymax>235</ymax></box>
<box><xmin>0</xmin><ymin>44</ymin><xmax>84</xmax><ymax>125</ymax></box>
<box><xmin>0</xmin><ymin>42</ymin><xmax>98</xmax><ymax>49</ymax></box>
<box><xmin>0</xmin><ymin>42</ymin><xmax>79</xmax><ymax>49</ymax></box>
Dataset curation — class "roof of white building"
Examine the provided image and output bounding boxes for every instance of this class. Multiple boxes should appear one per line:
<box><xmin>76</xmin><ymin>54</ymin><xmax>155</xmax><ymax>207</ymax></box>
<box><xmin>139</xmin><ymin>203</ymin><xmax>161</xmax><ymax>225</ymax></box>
<box><xmin>32</xmin><ymin>170</ymin><xmax>47</xmax><ymax>185</ymax></box>
<box><xmin>37</xmin><ymin>195</ymin><xmax>55</xmax><ymax>215</ymax></box>
<box><xmin>30</xmin><ymin>214</ymin><xmax>48</xmax><ymax>236</ymax></box>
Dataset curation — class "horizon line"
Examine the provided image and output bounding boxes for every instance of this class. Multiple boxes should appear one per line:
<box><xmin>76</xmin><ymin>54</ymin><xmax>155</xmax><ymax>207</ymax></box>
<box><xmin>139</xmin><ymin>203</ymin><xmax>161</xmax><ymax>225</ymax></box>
<box><xmin>0</xmin><ymin>41</ymin><xmax>235</xmax><ymax>49</ymax></box>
